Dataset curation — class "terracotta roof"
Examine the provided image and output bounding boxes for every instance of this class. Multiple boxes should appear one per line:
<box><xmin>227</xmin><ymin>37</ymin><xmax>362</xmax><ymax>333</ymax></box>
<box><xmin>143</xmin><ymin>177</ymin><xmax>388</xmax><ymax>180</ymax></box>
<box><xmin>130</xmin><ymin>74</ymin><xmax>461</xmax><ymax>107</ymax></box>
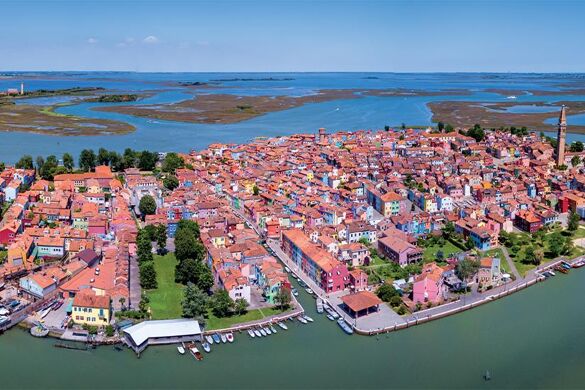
<box><xmin>341</xmin><ymin>291</ymin><xmax>382</xmax><ymax>312</ymax></box>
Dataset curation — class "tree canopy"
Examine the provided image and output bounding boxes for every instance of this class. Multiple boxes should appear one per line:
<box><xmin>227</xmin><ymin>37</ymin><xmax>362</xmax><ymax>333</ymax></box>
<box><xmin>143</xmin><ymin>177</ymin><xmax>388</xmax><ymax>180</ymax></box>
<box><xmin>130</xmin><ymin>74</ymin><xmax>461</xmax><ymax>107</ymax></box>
<box><xmin>138</xmin><ymin>195</ymin><xmax>157</xmax><ymax>216</ymax></box>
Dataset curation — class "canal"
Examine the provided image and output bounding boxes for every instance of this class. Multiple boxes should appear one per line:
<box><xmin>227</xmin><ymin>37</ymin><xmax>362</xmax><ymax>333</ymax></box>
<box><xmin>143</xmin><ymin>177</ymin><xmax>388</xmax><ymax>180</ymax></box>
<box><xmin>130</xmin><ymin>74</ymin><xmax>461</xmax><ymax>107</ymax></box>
<box><xmin>2</xmin><ymin>268</ymin><xmax>585</xmax><ymax>389</ymax></box>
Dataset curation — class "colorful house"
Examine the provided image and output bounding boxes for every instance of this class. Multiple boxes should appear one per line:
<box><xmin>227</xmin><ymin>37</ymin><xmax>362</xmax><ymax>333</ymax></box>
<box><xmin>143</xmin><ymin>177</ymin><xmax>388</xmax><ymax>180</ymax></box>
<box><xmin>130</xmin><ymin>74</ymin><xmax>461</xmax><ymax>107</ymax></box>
<box><xmin>71</xmin><ymin>290</ymin><xmax>111</xmax><ymax>327</ymax></box>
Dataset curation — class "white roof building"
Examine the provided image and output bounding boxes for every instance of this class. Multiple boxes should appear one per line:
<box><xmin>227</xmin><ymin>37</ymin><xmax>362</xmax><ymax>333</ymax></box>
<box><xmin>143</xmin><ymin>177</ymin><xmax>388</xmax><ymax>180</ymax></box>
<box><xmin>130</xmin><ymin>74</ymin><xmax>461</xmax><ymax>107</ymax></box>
<box><xmin>123</xmin><ymin>319</ymin><xmax>202</xmax><ymax>353</ymax></box>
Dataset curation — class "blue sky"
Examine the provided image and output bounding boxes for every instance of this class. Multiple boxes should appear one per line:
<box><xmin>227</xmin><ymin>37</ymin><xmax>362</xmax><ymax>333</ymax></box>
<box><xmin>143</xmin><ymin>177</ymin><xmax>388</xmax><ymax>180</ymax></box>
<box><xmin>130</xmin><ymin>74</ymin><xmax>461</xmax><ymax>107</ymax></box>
<box><xmin>1</xmin><ymin>0</ymin><xmax>584</xmax><ymax>72</ymax></box>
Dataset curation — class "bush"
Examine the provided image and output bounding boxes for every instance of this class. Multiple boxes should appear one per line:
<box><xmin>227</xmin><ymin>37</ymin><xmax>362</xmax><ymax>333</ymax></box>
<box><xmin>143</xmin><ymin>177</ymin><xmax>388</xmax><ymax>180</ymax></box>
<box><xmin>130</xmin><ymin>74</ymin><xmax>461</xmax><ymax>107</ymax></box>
<box><xmin>389</xmin><ymin>295</ymin><xmax>402</xmax><ymax>307</ymax></box>
<box><xmin>105</xmin><ymin>325</ymin><xmax>115</xmax><ymax>337</ymax></box>
<box><xmin>397</xmin><ymin>305</ymin><xmax>407</xmax><ymax>315</ymax></box>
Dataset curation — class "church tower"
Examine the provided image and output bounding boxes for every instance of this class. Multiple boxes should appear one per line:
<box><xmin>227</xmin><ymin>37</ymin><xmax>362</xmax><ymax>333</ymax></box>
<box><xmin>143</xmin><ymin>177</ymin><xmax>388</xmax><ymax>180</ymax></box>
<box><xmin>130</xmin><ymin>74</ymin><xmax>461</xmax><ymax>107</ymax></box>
<box><xmin>556</xmin><ymin>105</ymin><xmax>567</xmax><ymax>166</ymax></box>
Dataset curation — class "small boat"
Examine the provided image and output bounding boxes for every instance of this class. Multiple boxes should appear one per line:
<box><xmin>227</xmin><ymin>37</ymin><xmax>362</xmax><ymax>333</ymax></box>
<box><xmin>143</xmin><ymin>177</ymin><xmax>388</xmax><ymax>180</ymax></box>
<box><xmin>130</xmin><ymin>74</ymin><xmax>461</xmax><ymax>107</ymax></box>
<box><xmin>205</xmin><ymin>335</ymin><xmax>214</xmax><ymax>344</ymax></box>
<box><xmin>277</xmin><ymin>322</ymin><xmax>288</xmax><ymax>330</ymax></box>
<box><xmin>270</xmin><ymin>325</ymin><xmax>277</xmax><ymax>334</ymax></box>
<box><xmin>572</xmin><ymin>260</ymin><xmax>585</xmax><ymax>268</ymax></box>
<box><xmin>264</xmin><ymin>327</ymin><xmax>272</xmax><ymax>335</ymax></box>
<box><xmin>506</xmin><ymin>95</ymin><xmax>517</xmax><ymax>99</ymax></box>
<box><xmin>303</xmin><ymin>315</ymin><xmax>314</xmax><ymax>323</ymax></box>
<box><xmin>189</xmin><ymin>346</ymin><xmax>203</xmax><ymax>361</ymax></box>
<box><xmin>226</xmin><ymin>332</ymin><xmax>234</xmax><ymax>343</ymax></box>
<box><xmin>298</xmin><ymin>316</ymin><xmax>308</xmax><ymax>324</ymax></box>
<box><xmin>305</xmin><ymin>288</ymin><xmax>314</xmax><ymax>295</ymax></box>
<box><xmin>254</xmin><ymin>329</ymin><xmax>262</xmax><ymax>337</ymax></box>
<box><xmin>248</xmin><ymin>329</ymin><xmax>255</xmax><ymax>338</ymax></box>
<box><xmin>220</xmin><ymin>333</ymin><xmax>227</xmax><ymax>343</ymax></box>
<box><xmin>177</xmin><ymin>345</ymin><xmax>185</xmax><ymax>355</ymax></box>
<box><xmin>202</xmin><ymin>342</ymin><xmax>211</xmax><ymax>353</ymax></box>
<box><xmin>259</xmin><ymin>328</ymin><xmax>267</xmax><ymax>336</ymax></box>
<box><xmin>285</xmin><ymin>266</ymin><xmax>291</xmax><ymax>273</ymax></box>
<box><xmin>292</xmin><ymin>288</ymin><xmax>299</xmax><ymax>297</ymax></box>
<box><xmin>326</xmin><ymin>314</ymin><xmax>335</xmax><ymax>321</ymax></box>
<box><xmin>549</xmin><ymin>270</ymin><xmax>556</xmax><ymax>276</ymax></box>
<box><xmin>484</xmin><ymin>370</ymin><xmax>491</xmax><ymax>381</ymax></box>
<box><xmin>316</xmin><ymin>298</ymin><xmax>324</xmax><ymax>314</ymax></box>
<box><xmin>562</xmin><ymin>262</ymin><xmax>572</xmax><ymax>269</ymax></box>
<box><xmin>212</xmin><ymin>334</ymin><xmax>221</xmax><ymax>344</ymax></box>
<box><xmin>337</xmin><ymin>318</ymin><xmax>353</xmax><ymax>335</ymax></box>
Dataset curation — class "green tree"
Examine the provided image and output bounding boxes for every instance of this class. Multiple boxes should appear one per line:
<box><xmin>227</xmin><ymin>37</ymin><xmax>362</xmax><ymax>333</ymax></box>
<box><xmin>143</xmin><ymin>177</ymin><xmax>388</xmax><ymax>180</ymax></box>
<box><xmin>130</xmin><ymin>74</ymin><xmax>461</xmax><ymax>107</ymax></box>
<box><xmin>138</xmin><ymin>150</ymin><xmax>158</xmax><ymax>171</ymax></box>
<box><xmin>437</xmin><ymin>121</ymin><xmax>444</xmax><ymax>132</ymax></box>
<box><xmin>139</xmin><ymin>261</ymin><xmax>157</xmax><ymax>289</ymax></box>
<box><xmin>15</xmin><ymin>155</ymin><xmax>34</xmax><ymax>169</ymax></box>
<box><xmin>163</xmin><ymin>175</ymin><xmax>179</xmax><ymax>190</ymax></box>
<box><xmin>123</xmin><ymin>148</ymin><xmax>137</xmax><ymax>169</ymax></box>
<box><xmin>234</xmin><ymin>298</ymin><xmax>249</xmax><ymax>315</ymax></box>
<box><xmin>465</xmin><ymin>237</ymin><xmax>475</xmax><ymax>250</ymax></box>
<box><xmin>211</xmin><ymin>289</ymin><xmax>234</xmax><ymax>318</ymax></box>
<box><xmin>62</xmin><ymin>153</ymin><xmax>74</xmax><ymax>172</ymax></box>
<box><xmin>175</xmin><ymin>228</ymin><xmax>204</xmax><ymax>261</ymax></box>
<box><xmin>252</xmin><ymin>184</ymin><xmax>260</xmax><ymax>196</ymax></box>
<box><xmin>457</xmin><ymin>258</ymin><xmax>480</xmax><ymax>281</ymax></box>
<box><xmin>39</xmin><ymin>155</ymin><xmax>58</xmax><ymax>180</ymax></box>
<box><xmin>376</xmin><ymin>283</ymin><xmax>398</xmax><ymax>302</ymax></box>
<box><xmin>155</xmin><ymin>224</ymin><xmax>167</xmax><ymax>252</ymax></box>
<box><xmin>137</xmin><ymin>233</ymin><xmax>153</xmax><ymax>263</ymax></box>
<box><xmin>177</xmin><ymin>219</ymin><xmax>200</xmax><ymax>239</ymax></box>
<box><xmin>274</xmin><ymin>287</ymin><xmax>292</xmax><ymax>310</ymax></box>
<box><xmin>389</xmin><ymin>295</ymin><xmax>402</xmax><ymax>307</ymax></box>
<box><xmin>182</xmin><ymin>283</ymin><xmax>209</xmax><ymax>320</ymax></box>
<box><xmin>568</xmin><ymin>211</ymin><xmax>580</xmax><ymax>231</ymax></box>
<box><xmin>445</xmin><ymin>123</ymin><xmax>454</xmax><ymax>133</ymax></box>
<box><xmin>466</xmin><ymin>124</ymin><xmax>485</xmax><ymax>142</ymax></box>
<box><xmin>97</xmin><ymin>147</ymin><xmax>110</xmax><ymax>166</ymax></box>
<box><xmin>572</xmin><ymin>155</ymin><xmax>581</xmax><ymax>167</ymax></box>
<box><xmin>175</xmin><ymin>257</ymin><xmax>198</xmax><ymax>285</ymax></box>
<box><xmin>138</xmin><ymin>195</ymin><xmax>157</xmax><ymax>217</ymax></box>
<box><xmin>35</xmin><ymin>155</ymin><xmax>45</xmax><ymax>172</ymax></box>
<box><xmin>548</xmin><ymin>232</ymin><xmax>565</xmax><ymax>258</ymax></box>
<box><xmin>79</xmin><ymin>149</ymin><xmax>96</xmax><ymax>172</ymax></box>
<box><xmin>195</xmin><ymin>261</ymin><xmax>214</xmax><ymax>292</ymax></box>
<box><xmin>570</xmin><ymin>141</ymin><xmax>584</xmax><ymax>152</ymax></box>
<box><xmin>162</xmin><ymin>152</ymin><xmax>184</xmax><ymax>174</ymax></box>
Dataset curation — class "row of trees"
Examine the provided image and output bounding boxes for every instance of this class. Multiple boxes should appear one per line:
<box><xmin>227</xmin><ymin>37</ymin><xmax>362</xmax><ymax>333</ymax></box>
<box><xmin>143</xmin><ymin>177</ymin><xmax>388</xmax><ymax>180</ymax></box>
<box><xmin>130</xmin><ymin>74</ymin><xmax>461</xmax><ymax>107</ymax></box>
<box><xmin>137</xmin><ymin>224</ymin><xmax>168</xmax><ymax>289</ymax></box>
<box><xmin>12</xmin><ymin>148</ymin><xmax>185</xmax><ymax>176</ymax></box>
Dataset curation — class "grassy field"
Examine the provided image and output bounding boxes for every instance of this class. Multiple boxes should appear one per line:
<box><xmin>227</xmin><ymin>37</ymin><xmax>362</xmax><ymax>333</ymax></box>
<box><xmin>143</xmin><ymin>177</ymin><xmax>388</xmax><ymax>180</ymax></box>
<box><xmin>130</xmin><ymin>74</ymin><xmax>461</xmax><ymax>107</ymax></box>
<box><xmin>423</xmin><ymin>241</ymin><xmax>463</xmax><ymax>262</ymax></box>
<box><xmin>206</xmin><ymin>307</ymin><xmax>285</xmax><ymax>330</ymax></box>
<box><xmin>146</xmin><ymin>253</ymin><xmax>183</xmax><ymax>319</ymax></box>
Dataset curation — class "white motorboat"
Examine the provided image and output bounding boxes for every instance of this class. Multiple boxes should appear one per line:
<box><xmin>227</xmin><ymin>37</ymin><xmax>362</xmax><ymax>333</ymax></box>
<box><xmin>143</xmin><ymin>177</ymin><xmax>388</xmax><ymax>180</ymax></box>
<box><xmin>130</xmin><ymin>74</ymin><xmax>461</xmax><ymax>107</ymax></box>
<box><xmin>177</xmin><ymin>345</ymin><xmax>185</xmax><ymax>355</ymax></box>
<box><xmin>205</xmin><ymin>335</ymin><xmax>214</xmax><ymax>344</ymax></box>
<box><xmin>220</xmin><ymin>333</ymin><xmax>227</xmax><ymax>343</ymax></box>
<box><xmin>298</xmin><ymin>316</ymin><xmax>308</xmax><ymax>324</ymax></box>
<box><xmin>305</xmin><ymin>288</ymin><xmax>314</xmax><ymax>295</ymax></box>
<box><xmin>270</xmin><ymin>325</ymin><xmax>277</xmax><ymax>334</ymax></box>
<box><xmin>277</xmin><ymin>322</ymin><xmax>288</xmax><ymax>330</ymax></box>
<box><xmin>316</xmin><ymin>298</ymin><xmax>324</xmax><ymax>314</ymax></box>
<box><xmin>226</xmin><ymin>332</ymin><xmax>234</xmax><ymax>343</ymax></box>
<box><xmin>303</xmin><ymin>315</ymin><xmax>314</xmax><ymax>323</ymax></box>
<box><xmin>285</xmin><ymin>266</ymin><xmax>291</xmax><ymax>273</ymax></box>
<box><xmin>202</xmin><ymin>342</ymin><xmax>211</xmax><ymax>353</ymax></box>
<box><xmin>248</xmin><ymin>329</ymin><xmax>255</xmax><ymax>338</ymax></box>
<box><xmin>326</xmin><ymin>314</ymin><xmax>335</xmax><ymax>321</ymax></box>
<box><xmin>254</xmin><ymin>329</ymin><xmax>262</xmax><ymax>337</ymax></box>
<box><xmin>264</xmin><ymin>327</ymin><xmax>272</xmax><ymax>335</ymax></box>
<box><xmin>259</xmin><ymin>328</ymin><xmax>267</xmax><ymax>336</ymax></box>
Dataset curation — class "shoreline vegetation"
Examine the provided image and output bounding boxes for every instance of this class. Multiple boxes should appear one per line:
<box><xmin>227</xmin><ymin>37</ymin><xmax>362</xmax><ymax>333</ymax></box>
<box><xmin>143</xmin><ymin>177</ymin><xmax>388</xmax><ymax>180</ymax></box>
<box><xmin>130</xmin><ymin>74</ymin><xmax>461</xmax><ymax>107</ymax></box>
<box><xmin>85</xmin><ymin>94</ymin><xmax>139</xmax><ymax>103</ymax></box>
<box><xmin>429</xmin><ymin>100</ymin><xmax>585</xmax><ymax>134</ymax></box>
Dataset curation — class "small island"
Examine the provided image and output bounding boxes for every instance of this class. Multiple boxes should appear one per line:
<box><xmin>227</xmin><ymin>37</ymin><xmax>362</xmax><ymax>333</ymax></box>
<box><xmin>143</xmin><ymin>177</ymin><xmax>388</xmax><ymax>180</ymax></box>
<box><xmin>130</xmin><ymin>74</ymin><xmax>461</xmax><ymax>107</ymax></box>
<box><xmin>86</xmin><ymin>94</ymin><xmax>139</xmax><ymax>103</ymax></box>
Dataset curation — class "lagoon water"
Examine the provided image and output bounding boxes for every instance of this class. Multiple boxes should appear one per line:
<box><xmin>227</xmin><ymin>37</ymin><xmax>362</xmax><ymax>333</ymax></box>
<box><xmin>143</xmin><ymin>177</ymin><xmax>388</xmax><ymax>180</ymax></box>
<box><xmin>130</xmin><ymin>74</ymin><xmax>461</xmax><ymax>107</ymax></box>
<box><xmin>2</xmin><ymin>72</ymin><xmax>585</xmax><ymax>163</ymax></box>
<box><xmin>2</xmin><ymin>269</ymin><xmax>585</xmax><ymax>389</ymax></box>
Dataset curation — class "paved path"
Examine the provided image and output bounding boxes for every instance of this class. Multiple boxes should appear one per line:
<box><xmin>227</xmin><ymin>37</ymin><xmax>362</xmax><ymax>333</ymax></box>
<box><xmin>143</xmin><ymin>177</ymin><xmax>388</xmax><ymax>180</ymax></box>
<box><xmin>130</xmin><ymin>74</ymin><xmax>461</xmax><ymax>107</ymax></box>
<box><xmin>128</xmin><ymin>255</ymin><xmax>141</xmax><ymax>309</ymax></box>
<box><xmin>499</xmin><ymin>246</ymin><xmax>522</xmax><ymax>280</ymax></box>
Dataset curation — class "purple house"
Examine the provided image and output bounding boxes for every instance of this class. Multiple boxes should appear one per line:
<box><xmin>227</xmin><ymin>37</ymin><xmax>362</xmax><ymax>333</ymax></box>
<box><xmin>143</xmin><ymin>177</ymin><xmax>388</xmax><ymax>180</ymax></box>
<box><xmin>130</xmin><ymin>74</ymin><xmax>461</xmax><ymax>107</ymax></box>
<box><xmin>378</xmin><ymin>235</ymin><xmax>423</xmax><ymax>267</ymax></box>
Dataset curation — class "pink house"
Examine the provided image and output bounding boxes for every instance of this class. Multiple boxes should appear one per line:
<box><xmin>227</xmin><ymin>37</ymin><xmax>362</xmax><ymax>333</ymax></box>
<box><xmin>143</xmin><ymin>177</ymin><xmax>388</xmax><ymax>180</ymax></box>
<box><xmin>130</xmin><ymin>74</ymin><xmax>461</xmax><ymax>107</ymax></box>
<box><xmin>412</xmin><ymin>263</ymin><xmax>446</xmax><ymax>304</ymax></box>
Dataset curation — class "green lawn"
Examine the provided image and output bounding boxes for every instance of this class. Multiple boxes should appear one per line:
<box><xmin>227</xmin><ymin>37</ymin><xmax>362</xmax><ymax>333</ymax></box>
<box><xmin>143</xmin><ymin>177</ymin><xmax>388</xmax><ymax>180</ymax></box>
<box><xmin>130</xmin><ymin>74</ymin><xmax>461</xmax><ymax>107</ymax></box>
<box><xmin>206</xmin><ymin>307</ymin><xmax>286</xmax><ymax>330</ymax></box>
<box><xmin>480</xmin><ymin>248</ymin><xmax>510</xmax><ymax>274</ymax></box>
<box><xmin>423</xmin><ymin>241</ymin><xmax>463</xmax><ymax>262</ymax></box>
<box><xmin>146</xmin><ymin>253</ymin><xmax>183</xmax><ymax>319</ymax></box>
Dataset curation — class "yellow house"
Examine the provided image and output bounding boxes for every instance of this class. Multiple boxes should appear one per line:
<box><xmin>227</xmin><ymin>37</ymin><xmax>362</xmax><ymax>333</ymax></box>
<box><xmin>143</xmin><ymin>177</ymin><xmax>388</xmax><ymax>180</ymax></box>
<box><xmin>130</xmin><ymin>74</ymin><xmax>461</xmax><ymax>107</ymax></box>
<box><xmin>72</xmin><ymin>291</ymin><xmax>111</xmax><ymax>327</ymax></box>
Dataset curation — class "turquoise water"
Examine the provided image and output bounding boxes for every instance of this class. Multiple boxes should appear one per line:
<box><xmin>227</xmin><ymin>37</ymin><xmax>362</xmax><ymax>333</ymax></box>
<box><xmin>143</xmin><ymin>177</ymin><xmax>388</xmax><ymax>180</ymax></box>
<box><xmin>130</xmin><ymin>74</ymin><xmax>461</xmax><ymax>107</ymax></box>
<box><xmin>1</xmin><ymin>73</ymin><xmax>585</xmax><ymax>163</ymax></box>
<box><xmin>2</xmin><ymin>269</ymin><xmax>585</xmax><ymax>389</ymax></box>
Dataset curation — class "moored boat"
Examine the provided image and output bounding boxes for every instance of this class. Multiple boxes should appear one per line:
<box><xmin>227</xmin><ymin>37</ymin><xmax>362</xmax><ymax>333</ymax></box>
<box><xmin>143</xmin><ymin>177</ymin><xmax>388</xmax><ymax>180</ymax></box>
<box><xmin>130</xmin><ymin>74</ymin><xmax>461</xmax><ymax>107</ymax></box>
<box><xmin>285</xmin><ymin>266</ymin><xmax>291</xmax><ymax>273</ymax></box>
<box><xmin>298</xmin><ymin>316</ymin><xmax>308</xmax><ymax>324</ymax></box>
<box><xmin>177</xmin><ymin>345</ymin><xmax>185</xmax><ymax>355</ymax></box>
<box><xmin>202</xmin><ymin>342</ymin><xmax>211</xmax><ymax>353</ymax></box>
<box><xmin>248</xmin><ymin>329</ymin><xmax>255</xmax><ymax>338</ymax></box>
<box><xmin>277</xmin><ymin>322</ymin><xmax>288</xmax><ymax>330</ymax></box>
<box><xmin>270</xmin><ymin>325</ymin><xmax>277</xmax><ymax>334</ymax></box>
<box><xmin>337</xmin><ymin>318</ymin><xmax>353</xmax><ymax>335</ymax></box>
<box><xmin>259</xmin><ymin>328</ymin><xmax>267</xmax><ymax>336</ymax></box>
<box><xmin>188</xmin><ymin>344</ymin><xmax>203</xmax><ymax>361</ymax></box>
<box><xmin>303</xmin><ymin>315</ymin><xmax>314</xmax><ymax>323</ymax></box>
<box><xmin>264</xmin><ymin>327</ymin><xmax>272</xmax><ymax>335</ymax></box>
<box><xmin>226</xmin><ymin>332</ymin><xmax>234</xmax><ymax>343</ymax></box>
<box><xmin>212</xmin><ymin>334</ymin><xmax>221</xmax><ymax>344</ymax></box>
<box><xmin>254</xmin><ymin>329</ymin><xmax>262</xmax><ymax>337</ymax></box>
<box><xmin>573</xmin><ymin>260</ymin><xmax>585</xmax><ymax>268</ymax></box>
<box><xmin>205</xmin><ymin>335</ymin><xmax>214</xmax><ymax>344</ymax></box>
<box><xmin>292</xmin><ymin>288</ymin><xmax>299</xmax><ymax>297</ymax></box>
<box><xmin>326</xmin><ymin>314</ymin><xmax>335</xmax><ymax>321</ymax></box>
<box><xmin>220</xmin><ymin>333</ymin><xmax>227</xmax><ymax>343</ymax></box>
<box><xmin>305</xmin><ymin>288</ymin><xmax>313</xmax><ymax>295</ymax></box>
<box><xmin>316</xmin><ymin>298</ymin><xmax>324</xmax><ymax>314</ymax></box>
